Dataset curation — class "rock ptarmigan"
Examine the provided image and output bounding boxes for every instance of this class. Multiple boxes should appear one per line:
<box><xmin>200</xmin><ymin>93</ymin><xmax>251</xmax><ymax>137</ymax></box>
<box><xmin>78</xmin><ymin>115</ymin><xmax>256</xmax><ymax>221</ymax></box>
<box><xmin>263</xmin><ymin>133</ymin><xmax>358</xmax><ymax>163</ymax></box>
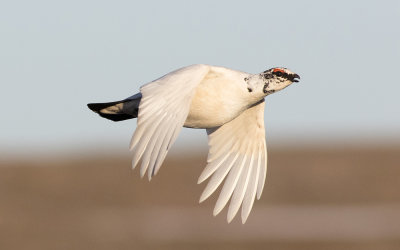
<box><xmin>88</xmin><ymin>64</ymin><xmax>300</xmax><ymax>223</ymax></box>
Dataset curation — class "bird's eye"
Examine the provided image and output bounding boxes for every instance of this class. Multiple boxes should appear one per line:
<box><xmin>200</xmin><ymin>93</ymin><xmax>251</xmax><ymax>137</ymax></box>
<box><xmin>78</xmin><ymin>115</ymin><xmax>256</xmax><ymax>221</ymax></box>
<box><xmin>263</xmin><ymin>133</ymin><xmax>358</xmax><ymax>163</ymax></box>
<box><xmin>275</xmin><ymin>71</ymin><xmax>283</xmax><ymax>77</ymax></box>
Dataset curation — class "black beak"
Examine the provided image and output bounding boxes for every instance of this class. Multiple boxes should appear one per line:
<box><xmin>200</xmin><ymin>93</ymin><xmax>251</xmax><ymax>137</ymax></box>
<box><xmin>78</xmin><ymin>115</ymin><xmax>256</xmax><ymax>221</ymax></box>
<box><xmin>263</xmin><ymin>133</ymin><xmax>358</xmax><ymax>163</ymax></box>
<box><xmin>292</xmin><ymin>74</ymin><xmax>300</xmax><ymax>83</ymax></box>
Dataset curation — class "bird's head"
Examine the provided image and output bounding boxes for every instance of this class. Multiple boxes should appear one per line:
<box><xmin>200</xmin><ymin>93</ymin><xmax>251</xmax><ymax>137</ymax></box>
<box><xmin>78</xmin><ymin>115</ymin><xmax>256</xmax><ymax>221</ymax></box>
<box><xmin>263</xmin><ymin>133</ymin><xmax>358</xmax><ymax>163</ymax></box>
<box><xmin>261</xmin><ymin>67</ymin><xmax>300</xmax><ymax>94</ymax></box>
<box><xmin>245</xmin><ymin>67</ymin><xmax>300</xmax><ymax>97</ymax></box>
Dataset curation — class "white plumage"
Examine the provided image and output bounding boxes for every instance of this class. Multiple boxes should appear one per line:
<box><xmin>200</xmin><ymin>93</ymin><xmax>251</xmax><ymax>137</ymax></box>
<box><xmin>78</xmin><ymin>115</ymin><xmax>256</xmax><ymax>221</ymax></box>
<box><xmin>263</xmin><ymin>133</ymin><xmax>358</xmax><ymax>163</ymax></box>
<box><xmin>88</xmin><ymin>64</ymin><xmax>299</xmax><ymax>223</ymax></box>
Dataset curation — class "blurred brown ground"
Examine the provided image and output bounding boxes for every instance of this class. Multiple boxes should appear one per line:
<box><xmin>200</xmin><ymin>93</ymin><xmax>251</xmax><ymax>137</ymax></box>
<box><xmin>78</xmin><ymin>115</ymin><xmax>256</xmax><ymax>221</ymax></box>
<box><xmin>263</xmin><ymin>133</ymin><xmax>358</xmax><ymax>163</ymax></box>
<box><xmin>1</xmin><ymin>145</ymin><xmax>400</xmax><ymax>250</ymax></box>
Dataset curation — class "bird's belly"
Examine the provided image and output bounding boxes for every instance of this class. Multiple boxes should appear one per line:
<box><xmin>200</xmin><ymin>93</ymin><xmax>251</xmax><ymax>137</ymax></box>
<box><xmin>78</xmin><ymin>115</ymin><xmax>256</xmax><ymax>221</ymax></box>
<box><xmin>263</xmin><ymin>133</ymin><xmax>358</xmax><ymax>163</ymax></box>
<box><xmin>184</xmin><ymin>106</ymin><xmax>237</xmax><ymax>128</ymax></box>
<box><xmin>183</xmin><ymin>82</ymin><xmax>246</xmax><ymax>129</ymax></box>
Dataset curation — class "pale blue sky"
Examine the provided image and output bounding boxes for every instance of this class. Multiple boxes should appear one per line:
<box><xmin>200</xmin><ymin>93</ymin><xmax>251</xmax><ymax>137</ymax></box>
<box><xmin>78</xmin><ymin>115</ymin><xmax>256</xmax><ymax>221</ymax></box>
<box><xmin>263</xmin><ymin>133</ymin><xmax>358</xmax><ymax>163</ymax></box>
<box><xmin>1</xmin><ymin>0</ymin><xmax>399</xmax><ymax>153</ymax></box>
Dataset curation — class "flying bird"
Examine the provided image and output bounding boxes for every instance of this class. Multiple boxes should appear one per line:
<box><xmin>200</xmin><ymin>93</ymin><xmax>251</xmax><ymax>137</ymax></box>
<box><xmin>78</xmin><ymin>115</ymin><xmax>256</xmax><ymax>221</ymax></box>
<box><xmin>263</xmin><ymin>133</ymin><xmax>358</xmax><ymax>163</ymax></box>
<box><xmin>88</xmin><ymin>64</ymin><xmax>300</xmax><ymax>223</ymax></box>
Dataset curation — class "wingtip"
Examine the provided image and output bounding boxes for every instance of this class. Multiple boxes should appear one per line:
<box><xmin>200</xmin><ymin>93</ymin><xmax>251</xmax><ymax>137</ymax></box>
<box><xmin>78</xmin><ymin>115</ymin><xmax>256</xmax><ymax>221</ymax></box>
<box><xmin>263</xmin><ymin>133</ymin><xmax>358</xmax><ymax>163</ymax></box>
<box><xmin>139</xmin><ymin>167</ymin><xmax>146</xmax><ymax>179</ymax></box>
<box><xmin>131</xmin><ymin>155</ymin><xmax>140</xmax><ymax>170</ymax></box>
<box><xmin>213</xmin><ymin>205</ymin><xmax>223</xmax><ymax>217</ymax></box>
<box><xmin>199</xmin><ymin>193</ymin><xmax>207</xmax><ymax>203</ymax></box>
<box><xmin>227</xmin><ymin>213</ymin><xmax>235</xmax><ymax>224</ymax></box>
<box><xmin>197</xmin><ymin>176</ymin><xmax>206</xmax><ymax>185</ymax></box>
<box><xmin>148</xmin><ymin>167</ymin><xmax>157</xmax><ymax>181</ymax></box>
<box><xmin>241</xmin><ymin>214</ymin><xmax>249</xmax><ymax>224</ymax></box>
<box><xmin>256</xmin><ymin>189</ymin><xmax>263</xmax><ymax>200</ymax></box>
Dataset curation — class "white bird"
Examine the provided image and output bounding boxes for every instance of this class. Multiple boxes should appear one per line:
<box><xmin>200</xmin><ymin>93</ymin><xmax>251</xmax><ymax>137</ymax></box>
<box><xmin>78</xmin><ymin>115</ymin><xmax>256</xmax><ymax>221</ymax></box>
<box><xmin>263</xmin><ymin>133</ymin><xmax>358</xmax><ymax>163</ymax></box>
<box><xmin>88</xmin><ymin>64</ymin><xmax>300</xmax><ymax>223</ymax></box>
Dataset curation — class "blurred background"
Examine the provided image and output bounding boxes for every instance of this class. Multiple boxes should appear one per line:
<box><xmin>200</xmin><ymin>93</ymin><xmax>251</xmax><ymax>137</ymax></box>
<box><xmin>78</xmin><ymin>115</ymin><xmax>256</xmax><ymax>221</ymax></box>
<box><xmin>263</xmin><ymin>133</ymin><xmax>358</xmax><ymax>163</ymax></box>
<box><xmin>1</xmin><ymin>0</ymin><xmax>399</xmax><ymax>249</ymax></box>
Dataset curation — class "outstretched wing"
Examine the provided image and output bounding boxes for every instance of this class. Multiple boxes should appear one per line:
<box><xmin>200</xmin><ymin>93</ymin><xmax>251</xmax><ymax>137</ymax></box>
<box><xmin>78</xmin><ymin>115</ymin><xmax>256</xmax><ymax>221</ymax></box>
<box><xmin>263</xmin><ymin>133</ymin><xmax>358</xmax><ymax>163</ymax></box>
<box><xmin>198</xmin><ymin>100</ymin><xmax>267</xmax><ymax>223</ymax></box>
<box><xmin>130</xmin><ymin>64</ymin><xmax>210</xmax><ymax>180</ymax></box>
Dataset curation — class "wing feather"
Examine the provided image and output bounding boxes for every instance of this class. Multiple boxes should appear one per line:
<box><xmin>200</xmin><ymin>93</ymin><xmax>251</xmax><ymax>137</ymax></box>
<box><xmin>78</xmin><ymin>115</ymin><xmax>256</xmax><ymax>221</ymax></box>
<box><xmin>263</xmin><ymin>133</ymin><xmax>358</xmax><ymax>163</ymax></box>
<box><xmin>199</xmin><ymin>150</ymin><xmax>239</xmax><ymax>203</ymax></box>
<box><xmin>198</xmin><ymin>150</ymin><xmax>231</xmax><ymax>184</ymax></box>
<box><xmin>227</xmin><ymin>144</ymin><xmax>255</xmax><ymax>223</ymax></box>
<box><xmin>130</xmin><ymin>65</ymin><xmax>210</xmax><ymax>178</ymax></box>
<box><xmin>200</xmin><ymin>100</ymin><xmax>267</xmax><ymax>223</ymax></box>
<box><xmin>257</xmin><ymin>139</ymin><xmax>267</xmax><ymax>199</ymax></box>
<box><xmin>206</xmin><ymin>132</ymin><xmax>237</xmax><ymax>163</ymax></box>
<box><xmin>241</xmin><ymin>141</ymin><xmax>262</xmax><ymax>223</ymax></box>
<box><xmin>151</xmin><ymin>119</ymin><xmax>178</xmax><ymax>176</ymax></box>
<box><xmin>213</xmin><ymin>143</ymin><xmax>250</xmax><ymax>217</ymax></box>
<box><xmin>146</xmin><ymin>117</ymin><xmax>171</xmax><ymax>179</ymax></box>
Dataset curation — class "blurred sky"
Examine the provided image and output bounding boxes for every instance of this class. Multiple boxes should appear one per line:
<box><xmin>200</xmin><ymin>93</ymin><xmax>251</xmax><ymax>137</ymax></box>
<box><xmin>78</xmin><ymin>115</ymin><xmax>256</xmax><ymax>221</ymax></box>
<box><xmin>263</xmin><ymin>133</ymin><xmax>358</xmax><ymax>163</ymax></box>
<box><xmin>1</xmin><ymin>0</ymin><xmax>399</xmax><ymax>154</ymax></box>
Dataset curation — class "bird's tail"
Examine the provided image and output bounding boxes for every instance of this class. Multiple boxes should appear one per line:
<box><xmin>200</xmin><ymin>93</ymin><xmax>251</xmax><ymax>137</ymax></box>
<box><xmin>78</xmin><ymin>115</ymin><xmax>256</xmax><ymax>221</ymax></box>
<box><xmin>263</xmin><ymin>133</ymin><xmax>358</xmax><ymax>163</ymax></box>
<box><xmin>87</xmin><ymin>93</ymin><xmax>142</xmax><ymax>122</ymax></box>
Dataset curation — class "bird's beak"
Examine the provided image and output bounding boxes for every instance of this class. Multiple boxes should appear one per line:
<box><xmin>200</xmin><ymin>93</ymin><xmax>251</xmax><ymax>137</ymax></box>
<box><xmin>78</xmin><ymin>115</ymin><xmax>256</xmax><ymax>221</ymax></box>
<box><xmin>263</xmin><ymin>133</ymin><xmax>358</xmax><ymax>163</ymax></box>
<box><xmin>292</xmin><ymin>74</ymin><xmax>300</xmax><ymax>83</ymax></box>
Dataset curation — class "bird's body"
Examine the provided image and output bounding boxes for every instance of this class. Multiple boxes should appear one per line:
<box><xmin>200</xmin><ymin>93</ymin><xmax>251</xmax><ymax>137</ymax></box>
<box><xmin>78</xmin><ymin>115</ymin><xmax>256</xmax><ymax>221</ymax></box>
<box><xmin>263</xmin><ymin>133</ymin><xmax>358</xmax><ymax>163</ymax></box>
<box><xmin>88</xmin><ymin>64</ymin><xmax>300</xmax><ymax>223</ymax></box>
<box><xmin>185</xmin><ymin>65</ymin><xmax>256</xmax><ymax>128</ymax></box>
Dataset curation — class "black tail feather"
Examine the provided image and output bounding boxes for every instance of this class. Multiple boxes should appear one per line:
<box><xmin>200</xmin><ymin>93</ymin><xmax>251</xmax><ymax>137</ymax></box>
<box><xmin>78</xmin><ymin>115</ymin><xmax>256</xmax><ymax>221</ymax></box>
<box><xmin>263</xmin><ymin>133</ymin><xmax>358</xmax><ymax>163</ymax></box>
<box><xmin>87</xmin><ymin>96</ymin><xmax>140</xmax><ymax>122</ymax></box>
<box><xmin>98</xmin><ymin>112</ymin><xmax>134</xmax><ymax>122</ymax></box>
<box><xmin>87</xmin><ymin>101</ymin><xmax>124</xmax><ymax>113</ymax></box>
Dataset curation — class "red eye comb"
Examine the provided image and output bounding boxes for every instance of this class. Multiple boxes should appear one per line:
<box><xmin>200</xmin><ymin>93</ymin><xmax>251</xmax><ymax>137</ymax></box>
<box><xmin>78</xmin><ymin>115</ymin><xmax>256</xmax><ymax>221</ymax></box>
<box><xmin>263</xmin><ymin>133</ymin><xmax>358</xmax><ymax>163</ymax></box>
<box><xmin>273</xmin><ymin>68</ymin><xmax>285</xmax><ymax>73</ymax></box>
